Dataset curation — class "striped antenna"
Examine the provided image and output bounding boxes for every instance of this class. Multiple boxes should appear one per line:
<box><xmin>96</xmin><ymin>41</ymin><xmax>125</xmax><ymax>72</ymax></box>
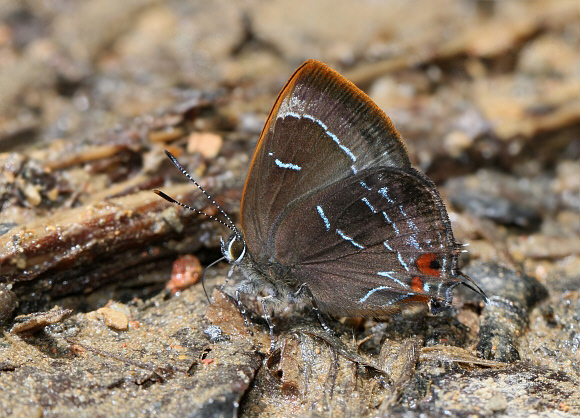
<box><xmin>154</xmin><ymin>150</ymin><xmax>241</xmax><ymax>237</ymax></box>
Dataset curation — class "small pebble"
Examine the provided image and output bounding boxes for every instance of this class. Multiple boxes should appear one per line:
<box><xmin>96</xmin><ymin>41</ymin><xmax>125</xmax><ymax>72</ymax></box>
<box><xmin>11</xmin><ymin>307</ymin><xmax>72</xmax><ymax>334</ymax></box>
<box><xmin>487</xmin><ymin>393</ymin><xmax>508</xmax><ymax>412</ymax></box>
<box><xmin>187</xmin><ymin>132</ymin><xmax>223</xmax><ymax>158</ymax></box>
<box><xmin>204</xmin><ymin>325</ymin><xmax>228</xmax><ymax>343</ymax></box>
<box><xmin>96</xmin><ymin>307</ymin><xmax>129</xmax><ymax>330</ymax></box>
<box><xmin>167</xmin><ymin>255</ymin><xmax>202</xmax><ymax>293</ymax></box>
<box><xmin>0</xmin><ymin>284</ymin><xmax>17</xmax><ymax>326</ymax></box>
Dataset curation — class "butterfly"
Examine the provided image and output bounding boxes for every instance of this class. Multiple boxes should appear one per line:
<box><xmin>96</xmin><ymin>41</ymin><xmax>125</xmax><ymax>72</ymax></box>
<box><xmin>156</xmin><ymin>60</ymin><xmax>487</xmax><ymax>345</ymax></box>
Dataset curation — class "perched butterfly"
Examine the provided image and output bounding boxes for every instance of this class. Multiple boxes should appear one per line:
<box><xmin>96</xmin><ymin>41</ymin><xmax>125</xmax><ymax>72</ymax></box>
<box><xmin>155</xmin><ymin>60</ymin><xmax>487</xmax><ymax>346</ymax></box>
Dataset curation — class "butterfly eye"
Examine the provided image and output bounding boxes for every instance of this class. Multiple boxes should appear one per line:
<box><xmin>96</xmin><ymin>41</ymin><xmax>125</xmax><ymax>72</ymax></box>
<box><xmin>227</xmin><ymin>236</ymin><xmax>246</xmax><ymax>263</ymax></box>
<box><xmin>417</xmin><ymin>253</ymin><xmax>441</xmax><ymax>276</ymax></box>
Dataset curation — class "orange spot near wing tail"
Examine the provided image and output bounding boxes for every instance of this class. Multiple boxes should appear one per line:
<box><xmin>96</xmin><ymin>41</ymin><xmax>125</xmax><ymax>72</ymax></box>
<box><xmin>417</xmin><ymin>253</ymin><xmax>441</xmax><ymax>276</ymax></box>
<box><xmin>411</xmin><ymin>276</ymin><xmax>424</xmax><ymax>293</ymax></box>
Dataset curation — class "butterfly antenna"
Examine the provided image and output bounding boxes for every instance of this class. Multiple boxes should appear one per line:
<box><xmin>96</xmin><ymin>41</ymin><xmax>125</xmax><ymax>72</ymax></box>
<box><xmin>459</xmin><ymin>271</ymin><xmax>489</xmax><ymax>304</ymax></box>
<box><xmin>154</xmin><ymin>190</ymin><xmax>236</xmax><ymax>233</ymax></box>
<box><xmin>158</xmin><ymin>150</ymin><xmax>241</xmax><ymax>237</ymax></box>
<box><xmin>201</xmin><ymin>256</ymin><xmax>227</xmax><ymax>302</ymax></box>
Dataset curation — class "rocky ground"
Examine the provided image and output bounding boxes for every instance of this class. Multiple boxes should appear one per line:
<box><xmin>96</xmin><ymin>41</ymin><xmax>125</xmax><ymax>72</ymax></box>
<box><xmin>0</xmin><ymin>1</ymin><xmax>579</xmax><ymax>417</ymax></box>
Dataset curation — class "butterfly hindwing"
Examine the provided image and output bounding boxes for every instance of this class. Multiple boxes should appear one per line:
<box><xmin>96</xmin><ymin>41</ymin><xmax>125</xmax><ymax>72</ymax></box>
<box><xmin>273</xmin><ymin>166</ymin><xmax>462</xmax><ymax>316</ymax></box>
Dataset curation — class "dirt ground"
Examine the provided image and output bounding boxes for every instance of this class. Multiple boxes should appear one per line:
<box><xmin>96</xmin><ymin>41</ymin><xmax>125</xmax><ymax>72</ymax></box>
<box><xmin>0</xmin><ymin>1</ymin><xmax>579</xmax><ymax>417</ymax></box>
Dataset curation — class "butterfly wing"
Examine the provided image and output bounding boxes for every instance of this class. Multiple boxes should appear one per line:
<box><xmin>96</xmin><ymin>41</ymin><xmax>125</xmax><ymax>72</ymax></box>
<box><xmin>241</xmin><ymin>60</ymin><xmax>410</xmax><ymax>264</ymax></box>
<box><xmin>273</xmin><ymin>166</ymin><xmax>462</xmax><ymax>316</ymax></box>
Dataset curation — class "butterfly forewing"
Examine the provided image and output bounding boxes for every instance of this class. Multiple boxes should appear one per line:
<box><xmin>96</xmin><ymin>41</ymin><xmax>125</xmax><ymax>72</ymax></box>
<box><xmin>242</xmin><ymin>60</ymin><xmax>410</xmax><ymax>263</ymax></box>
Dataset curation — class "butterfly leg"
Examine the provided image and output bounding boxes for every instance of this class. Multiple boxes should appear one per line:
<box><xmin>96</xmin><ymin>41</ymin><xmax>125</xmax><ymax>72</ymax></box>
<box><xmin>259</xmin><ymin>295</ymin><xmax>277</xmax><ymax>353</ymax></box>
<box><xmin>220</xmin><ymin>263</ymin><xmax>237</xmax><ymax>293</ymax></box>
<box><xmin>235</xmin><ymin>288</ymin><xmax>252</xmax><ymax>329</ymax></box>
<box><xmin>294</xmin><ymin>284</ymin><xmax>334</xmax><ymax>334</ymax></box>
